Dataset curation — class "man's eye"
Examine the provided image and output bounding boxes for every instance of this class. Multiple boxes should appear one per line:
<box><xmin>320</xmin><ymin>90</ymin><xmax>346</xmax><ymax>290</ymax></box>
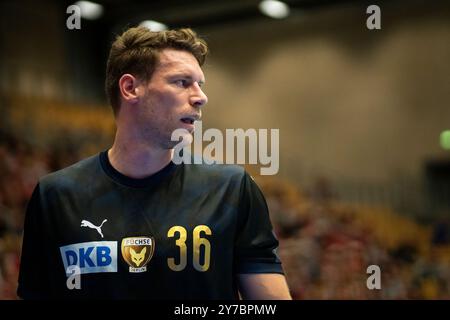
<box><xmin>175</xmin><ymin>79</ymin><xmax>189</xmax><ymax>87</ymax></box>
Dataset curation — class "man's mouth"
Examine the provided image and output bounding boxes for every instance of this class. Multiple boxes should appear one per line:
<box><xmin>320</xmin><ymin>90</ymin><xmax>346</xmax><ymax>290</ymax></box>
<box><xmin>180</xmin><ymin>118</ymin><xmax>195</xmax><ymax>125</ymax></box>
<box><xmin>180</xmin><ymin>115</ymin><xmax>199</xmax><ymax>125</ymax></box>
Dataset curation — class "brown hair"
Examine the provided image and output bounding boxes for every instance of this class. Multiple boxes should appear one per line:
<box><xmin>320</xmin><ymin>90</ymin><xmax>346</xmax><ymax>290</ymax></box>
<box><xmin>105</xmin><ymin>26</ymin><xmax>208</xmax><ymax>115</ymax></box>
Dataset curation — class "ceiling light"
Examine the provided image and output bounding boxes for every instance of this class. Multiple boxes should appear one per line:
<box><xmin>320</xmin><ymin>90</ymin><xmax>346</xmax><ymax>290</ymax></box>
<box><xmin>139</xmin><ymin>20</ymin><xmax>168</xmax><ymax>32</ymax></box>
<box><xmin>258</xmin><ymin>0</ymin><xmax>290</xmax><ymax>19</ymax></box>
<box><xmin>74</xmin><ymin>1</ymin><xmax>103</xmax><ymax>20</ymax></box>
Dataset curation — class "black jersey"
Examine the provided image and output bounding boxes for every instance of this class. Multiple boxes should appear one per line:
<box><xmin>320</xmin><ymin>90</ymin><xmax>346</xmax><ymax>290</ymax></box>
<box><xmin>17</xmin><ymin>151</ymin><xmax>283</xmax><ymax>299</ymax></box>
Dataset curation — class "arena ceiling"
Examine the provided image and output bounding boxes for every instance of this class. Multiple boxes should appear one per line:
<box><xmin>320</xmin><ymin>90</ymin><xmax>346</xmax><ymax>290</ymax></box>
<box><xmin>69</xmin><ymin>0</ymin><xmax>381</xmax><ymax>28</ymax></box>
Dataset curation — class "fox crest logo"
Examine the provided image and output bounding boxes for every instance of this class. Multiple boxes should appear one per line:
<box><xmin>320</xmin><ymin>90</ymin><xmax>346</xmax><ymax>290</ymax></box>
<box><xmin>121</xmin><ymin>237</ymin><xmax>154</xmax><ymax>273</ymax></box>
<box><xmin>130</xmin><ymin>247</ymin><xmax>146</xmax><ymax>267</ymax></box>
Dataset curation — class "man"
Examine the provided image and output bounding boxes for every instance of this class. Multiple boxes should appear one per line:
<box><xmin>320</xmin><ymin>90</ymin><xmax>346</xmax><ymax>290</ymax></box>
<box><xmin>17</xmin><ymin>27</ymin><xmax>291</xmax><ymax>299</ymax></box>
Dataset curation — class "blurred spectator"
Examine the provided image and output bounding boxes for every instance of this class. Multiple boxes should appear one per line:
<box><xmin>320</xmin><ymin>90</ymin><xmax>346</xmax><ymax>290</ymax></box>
<box><xmin>431</xmin><ymin>215</ymin><xmax>450</xmax><ymax>246</ymax></box>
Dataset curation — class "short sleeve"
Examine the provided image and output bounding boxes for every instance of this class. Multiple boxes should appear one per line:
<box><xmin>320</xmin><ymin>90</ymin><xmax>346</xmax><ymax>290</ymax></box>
<box><xmin>17</xmin><ymin>183</ymin><xmax>52</xmax><ymax>299</ymax></box>
<box><xmin>234</xmin><ymin>172</ymin><xmax>284</xmax><ymax>274</ymax></box>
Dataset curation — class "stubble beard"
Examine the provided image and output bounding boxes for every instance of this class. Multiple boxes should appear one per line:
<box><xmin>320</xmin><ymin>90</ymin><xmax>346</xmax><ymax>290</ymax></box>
<box><xmin>140</xmin><ymin>124</ymin><xmax>175</xmax><ymax>150</ymax></box>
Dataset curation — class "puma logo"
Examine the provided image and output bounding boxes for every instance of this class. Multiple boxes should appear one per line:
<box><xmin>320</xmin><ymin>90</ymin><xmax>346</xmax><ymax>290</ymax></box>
<box><xmin>130</xmin><ymin>247</ymin><xmax>147</xmax><ymax>267</ymax></box>
<box><xmin>80</xmin><ymin>219</ymin><xmax>108</xmax><ymax>238</ymax></box>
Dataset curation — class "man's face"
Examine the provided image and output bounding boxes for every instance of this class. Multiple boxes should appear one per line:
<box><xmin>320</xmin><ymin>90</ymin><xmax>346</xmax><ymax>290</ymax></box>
<box><xmin>136</xmin><ymin>48</ymin><xmax>208</xmax><ymax>149</ymax></box>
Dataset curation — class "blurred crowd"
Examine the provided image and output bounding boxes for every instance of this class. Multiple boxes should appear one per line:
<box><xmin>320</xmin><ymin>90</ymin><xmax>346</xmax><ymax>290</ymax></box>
<box><xmin>0</xmin><ymin>133</ymin><xmax>84</xmax><ymax>299</ymax></box>
<box><xmin>1</xmin><ymin>131</ymin><xmax>450</xmax><ymax>299</ymax></box>
<box><xmin>257</xmin><ymin>176</ymin><xmax>450</xmax><ymax>299</ymax></box>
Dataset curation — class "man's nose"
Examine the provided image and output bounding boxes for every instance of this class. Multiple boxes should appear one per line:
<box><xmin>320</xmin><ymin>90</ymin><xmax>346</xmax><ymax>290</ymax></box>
<box><xmin>190</xmin><ymin>83</ymin><xmax>208</xmax><ymax>108</ymax></box>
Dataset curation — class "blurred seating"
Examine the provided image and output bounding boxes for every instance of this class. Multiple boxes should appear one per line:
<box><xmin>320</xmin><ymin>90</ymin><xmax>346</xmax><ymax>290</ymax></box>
<box><xmin>256</xmin><ymin>176</ymin><xmax>450</xmax><ymax>299</ymax></box>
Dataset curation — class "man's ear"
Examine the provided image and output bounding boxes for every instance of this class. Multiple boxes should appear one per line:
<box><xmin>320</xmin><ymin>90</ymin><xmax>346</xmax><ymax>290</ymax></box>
<box><xmin>118</xmin><ymin>74</ymin><xmax>142</xmax><ymax>104</ymax></box>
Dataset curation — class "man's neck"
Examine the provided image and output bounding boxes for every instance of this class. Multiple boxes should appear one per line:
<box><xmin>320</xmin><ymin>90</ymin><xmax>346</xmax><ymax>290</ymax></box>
<box><xmin>108</xmin><ymin>139</ymin><xmax>173</xmax><ymax>179</ymax></box>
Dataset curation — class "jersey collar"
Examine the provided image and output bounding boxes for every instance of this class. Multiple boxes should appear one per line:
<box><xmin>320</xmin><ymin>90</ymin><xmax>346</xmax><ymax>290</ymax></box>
<box><xmin>99</xmin><ymin>150</ymin><xmax>177</xmax><ymax>188</ymax></box>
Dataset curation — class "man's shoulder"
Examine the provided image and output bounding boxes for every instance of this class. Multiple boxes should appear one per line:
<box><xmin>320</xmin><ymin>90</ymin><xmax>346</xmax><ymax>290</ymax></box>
<box><xmin>39</xmin><ymin>153</ymin><xmax>101</xmax><ymax>191</ymax></box>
